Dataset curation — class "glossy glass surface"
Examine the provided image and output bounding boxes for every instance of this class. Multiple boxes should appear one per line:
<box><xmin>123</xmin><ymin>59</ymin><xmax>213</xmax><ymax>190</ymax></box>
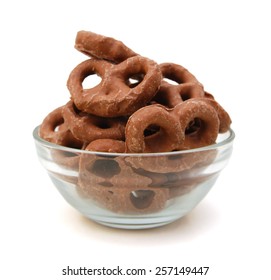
<box><xmin>33</xmin><ymin>126</ymin><xmax>235</xmax><ymax>229</ymax></box>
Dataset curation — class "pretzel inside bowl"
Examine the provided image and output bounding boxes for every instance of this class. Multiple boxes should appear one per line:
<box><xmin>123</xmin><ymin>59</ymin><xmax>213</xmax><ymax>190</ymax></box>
<box><xmin>67</xmin><ymin>56</ymin><xmax>162</xmax><ymax>117</ymax></box>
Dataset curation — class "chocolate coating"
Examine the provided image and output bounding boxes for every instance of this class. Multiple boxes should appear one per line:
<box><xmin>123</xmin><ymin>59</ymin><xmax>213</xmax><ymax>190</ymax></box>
<box><xmin>75</xmin><ymin>30</ymin><xmax>138</xmax><ymax>63</ymax></box>
<box><xmin>125</xmin><ymin>104</ymin><xmax>184</xmax><ymax>153</ymax></box>
<box><xmin>67</xmin><ymin>56</ymin><xmax>162</xmax><ymax>117</ymax></box>
<box><xmin>152</xmin><ymin>63</ymin><xmax>205</xmax><ymax>108</ymax></box>
<box><xmin>174</xmin><ymin>99</ymin><xmax>220</xmax><ymax>149</ymax></box>
<box><xmin>62</xmin><ymin>100</ymin><xmax>126</xmax><ymax>143</ymax></box>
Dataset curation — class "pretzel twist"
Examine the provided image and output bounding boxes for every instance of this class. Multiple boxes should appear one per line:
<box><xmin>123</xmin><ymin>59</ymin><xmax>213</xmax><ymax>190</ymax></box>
<box><xmin>62</xmin><ymin>100</ymin><xmax>126</xmax><ymax>143</ymax></box>
<box><xmin>67</xmin><ymin>57</ymin><xmax>162</xmax><ymax>117</ymax></box>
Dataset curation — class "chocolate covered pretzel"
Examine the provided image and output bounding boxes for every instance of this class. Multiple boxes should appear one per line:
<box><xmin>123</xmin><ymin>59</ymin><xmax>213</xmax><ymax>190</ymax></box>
<box><xmin>75</xmin><ymin>30</ymin><xmax>138</xmax><ymax>63</ymax></box>
<box><xmin>39</xmin><ymin>30</ymin><xmax>232</xmax><ymax>215</ymax></box>
<box><xmin>67</xmin><ymin>56</ymin><xmax>162</xmax><ymax>117</ymax></box>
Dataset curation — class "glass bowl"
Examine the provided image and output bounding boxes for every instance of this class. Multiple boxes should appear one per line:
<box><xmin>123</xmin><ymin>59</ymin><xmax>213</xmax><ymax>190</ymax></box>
<box><xmin>33</xmin><ymin>126</ymin><xmax>235</xmax><ymax>229</ymax></box>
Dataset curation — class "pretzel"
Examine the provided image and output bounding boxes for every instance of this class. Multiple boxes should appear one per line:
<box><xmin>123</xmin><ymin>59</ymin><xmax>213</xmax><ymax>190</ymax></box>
<box><xmin>39</xmin><ymin>106</ymin><xmax>84</xmax><ymax>170</ymax></box>
<box><xmin>125</xmin><ymin>148</ymin><xmax>217</xmax><ymax>173</ymax></box>
<box><xmin>78</xmin><ymin>156</ymin><xmax>169</xmax><ymax>213</ymax></box>
<box><xmin>84</xmin><ymin>139</ymin><xmax>126</xmax><ymax>153</ymax></box>
<box><xmin>197</xmin><ymin>97</ymin><xmax>232</xmax><ymax>133</ymax></box>
<box><xmin>174</xmin><ymin>99</ymin><xmax>220</xmax><ymax>149</ymax></box>
<box><xmin>62</xmin><ymin>100</ymin><xmax>126</xmax><ymax>143</ymax></box>
<box><xmin>152</xmin><ymin>63</ymin><xmax>205</xmax><ymax>108</ymax></box>
<box><xmin>125</xmin><ymin>97</ymin><xmax>221</xmax><ymax>153</ymax></box>
<box><xmin>150</xmin><ymin>63</ymin><xmax>230</xmax><ymax>132</ymax></box>
<box><xmin>67</xmin><ymin>56</ymin><xmax>162</xmax><ymax>117</ymax></box>
<box><xmin>125</xmin><ymin>104</ymin><xmax>184</xmax><ymax>153</ymax></box>
<box><xmin>75</xmin><ymin>30</ymin><xmax>138</xmax><ymax>63</ymax></box>
<box><xmin>39</xmin><ymin>105</ymin><xmax>83</xmax><ymax>148</ymax></box>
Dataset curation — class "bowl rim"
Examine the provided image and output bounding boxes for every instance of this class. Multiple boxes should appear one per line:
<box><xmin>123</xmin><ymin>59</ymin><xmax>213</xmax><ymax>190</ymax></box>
<box><xmin>33</xmin><ymin>125</ymin><xmax>235</xmax><ymax>157</ymax></box>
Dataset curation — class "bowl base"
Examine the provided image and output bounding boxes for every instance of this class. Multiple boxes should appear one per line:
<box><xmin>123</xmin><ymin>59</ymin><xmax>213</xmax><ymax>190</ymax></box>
<box><xmin>50</xmin><ymin>173</ymin><xmax>218</xmax><ymax>230</ymax></box>
<box><xmin>93</xmin><ymin>220</ymin><xmax>177</xmax><ymax>229</ymax></box>
<box><xmin>86</xmin><ymin>214</ymin><xmax>182</xmax><ymax>229</ymax></box>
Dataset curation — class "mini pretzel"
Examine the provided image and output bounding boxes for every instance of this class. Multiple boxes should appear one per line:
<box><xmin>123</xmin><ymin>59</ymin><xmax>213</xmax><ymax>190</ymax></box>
<box><xmin>39</xmin><ymin>106</ymin><xmax>85</xmax><ymax>170</ymax></box>
<box><xmin>197</xmin><ymin>97</ymin><xmax>232</xmax><ymax>133</ymax></box>
<box><xmin>125</xmin><ymin>104</ymin><xmax>184</xmax><ymax>153</ymax></box>
<box><xmin>174</xmin><ymin>99</ymin><xmax>220</xmax><ymax>149</ymax></box>
<box><xmin>125</xmin><ymin>148</ymin><xmax>217</xmax><ymax>173</ymax></box>
<box><xmin>67</xmin><ymin>56</ymin><xmax>162</xmax><ymax>117</ymax></box>
<box><xmin>84</xmin><ymin>139</ymin><xmax>126</xmax><ymax>153</ymax></box>
<box><xmin>75</xmin><ymin>30</ymin><xmax>138</xmax><ymax>63</ymax></box>
<box><xmin>67</xmin><ymin>58</ymin><xmax>108</xmax><ymax>114</ymax></box>
<box><xmin>62</xmin><ymin>100</ymin><xmax>126</xmax><ymax>143</ymax></box>
<box><xmin>152</xmin><ymin>63</ymin><xmax>205</xmax><ymax>108</ymax></box>
<box><xmin>39</xmin><ymin>106</ymin><xmax>83</xmax><ymax>148</ymax></box>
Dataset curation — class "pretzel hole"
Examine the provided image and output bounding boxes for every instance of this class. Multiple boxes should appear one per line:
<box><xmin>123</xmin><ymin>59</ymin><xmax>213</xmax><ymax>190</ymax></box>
<box><xmin>163</xmin><ymin>78</ymin><xmax>179</xmax><ymax>85</ymax></box>
<box><xmin>130</xmin><ymin>190</ymin><xmax>155</xmax><ymax>209</ymax></box>
<box><xmin>185</xmin><ymin>118</ymin><xmax>202</xmax><ymax>135</ymax></box>
<box><xmin>144</xmin><ymin>125</ymin><xmax>174</xmax><ymax>152</ymax></box>
<box><xmin>164</xmin><ymin>72</ymin><xmax>186</xmax><ymax>84</ymax></box>
<box><xmin>126</xmin><ymin>74</ymin><xmax>144</xmax><ymax>88</ymax></box>
<box><xmin>54</xmin><ymin>126</ymin><xmax>61</xmax><ymax>132</ymax></box>
<box><xmin>82</xmin><ymin>74</ymin><xmax>102</xmax><ymax>89</ymax></box>
<box><xmin>180</xmin><ymin>87</ymin><xmax>196</xmax><ymax>101</ymax></box>
<box><xmin>54</xmin><ymin>125</ymin><xmax>63</xmax><ymax>132</ymax></box>
<box><xmin>180</xmin><ymin>92</ymin><xmax>192</xmax><ymax>101</ymax></box>
<box><xmin>53</xmin><ymin>118</ymin><xmax>65</xmax><ymax>132</ymax></box>
<box><xmin>95</xmin><ymin>119</ymin><xmax>111</xmax><ymax>129</ymax></box>
<box><xmin>86</xmin><ymin>159</ymin><xmax>121</xmax><ymax>178</ymax></box>
<box><xmin>144</xmin><ymin>125</ymin><xmax>160</xmax><ymax>137</ymax></box>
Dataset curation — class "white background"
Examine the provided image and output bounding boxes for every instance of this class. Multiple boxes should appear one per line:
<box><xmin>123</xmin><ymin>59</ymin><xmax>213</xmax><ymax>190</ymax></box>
<box><xmin>1</xmin><ymin>0</ymin><xmax>270</xmax><ymax>279</ymax></box>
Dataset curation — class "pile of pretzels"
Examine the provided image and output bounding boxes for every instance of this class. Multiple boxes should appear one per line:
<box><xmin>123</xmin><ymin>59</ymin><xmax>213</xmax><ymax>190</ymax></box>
<box><xmin>39</xmin><ymin>31</ymin><xmax>232</xmax><ymax>214</ymax></box>
<box><xmin>40</xmin><ymin>30</ymin><xmax>231</xmax><ymax>154</ymax></box>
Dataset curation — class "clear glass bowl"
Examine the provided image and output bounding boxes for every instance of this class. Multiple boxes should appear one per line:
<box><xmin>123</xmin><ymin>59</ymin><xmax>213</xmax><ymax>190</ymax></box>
<box><xmin>33</xmin><ymin>126</ymin><xmax>235</xmax><ymax>229</ymax></box>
